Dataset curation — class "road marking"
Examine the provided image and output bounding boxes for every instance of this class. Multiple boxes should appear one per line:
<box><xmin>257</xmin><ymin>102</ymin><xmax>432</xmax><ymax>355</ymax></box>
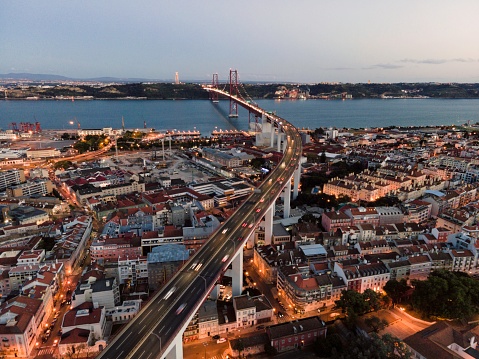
<box><xmin>117</xmin><ymin>332</ymin><xmax>132</xmax><ymax>347</ymax></box>
<box><xmin>139</xmin><ymin>311</ymin><xmax>151</xmax><ymax>324</ymax></box>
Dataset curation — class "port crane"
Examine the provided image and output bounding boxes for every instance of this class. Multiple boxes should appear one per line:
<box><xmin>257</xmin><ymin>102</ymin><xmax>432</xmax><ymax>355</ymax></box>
<box><xmin>69</xmin><ymin>118</ymin><xmax>81</xmax><ymax>129</ymax></box>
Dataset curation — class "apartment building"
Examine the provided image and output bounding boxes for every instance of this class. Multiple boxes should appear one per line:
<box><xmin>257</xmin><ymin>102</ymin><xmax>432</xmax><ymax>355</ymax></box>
<box><xmin>0</xmin><ymin>169</ymin><xmax>25</xmax><ymax>191</ymax></box>
<box><xmin>7</xmin><ymin>179</ymin><xmax>53</xmax><ymax>197</ymax></box>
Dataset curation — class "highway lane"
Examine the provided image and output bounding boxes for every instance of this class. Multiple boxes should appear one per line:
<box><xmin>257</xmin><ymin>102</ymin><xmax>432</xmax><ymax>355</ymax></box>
<box><xmin>98</xmin><ymin>91</ymin><xmax>302</xmax><ymax>359</ymax></box>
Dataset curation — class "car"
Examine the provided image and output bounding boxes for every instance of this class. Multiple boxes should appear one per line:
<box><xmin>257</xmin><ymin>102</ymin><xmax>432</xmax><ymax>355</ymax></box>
<box><xmin>277</xmin><ymin>312</ymin><xmax>284</xmax><ymax>317</ymax></box>
<box><xmin>242</xmin><ymin>222</ymin><xmax>247</xmax><ymax>227</ymax></box>
<box><xmin>194</xmin><ymin>263</ymin><xmax>203</xmax><ymax>272</ymax></box>
<box><xmin>176</xmin><ymin>303</ymin><xmax>187</xmax><ymax>315</ymax></box>
<box><xmin>237</xmin><ymin>236</ymin><xmax>243</xmax><ymax>242</ymax></box>
<box><xmin>163</xmin><ymin>286</ymin><xmax>176</xmax><ymax>300</ymax></box>
<box><xmin>256</xmin><ymin>325</ymin><xmax>265</xmax><ymax>330</ymax></box>
<box><xmin>53</xmin><ymin>339</ymin><xmax>58</xmax><ymax>346</ymax></box>
<box><xmin>255</xmin><ymin>208</ymin><xmax>261</xmax><ymax>213</ymax></box>
<box><xmin>222</xmin><ymin>228</ymin><xmax>228</xmax><ymax>234</ymax></box>
<box><xmin>212</xmin><ymin>335</ymin><xmax>220</xmax><ymax>340</ymax></box>
<box><xmin>248</xmin><ymin>223</ymin><xmax>253</xmax><ymax>228</ymax></box>
<box><xmin>222</xmin><ymin>255</ymin><xmax>229</xmax><ymax>263</ymax></box>
<box><xmin>217</xmin><ymin>338</ymin><xmax>227</xmax><ymax>344</ymax></box>
<box><xmin>259</xmin><ymin>198</ymin><xmax>265</xmax><ymax>202</ymax></box>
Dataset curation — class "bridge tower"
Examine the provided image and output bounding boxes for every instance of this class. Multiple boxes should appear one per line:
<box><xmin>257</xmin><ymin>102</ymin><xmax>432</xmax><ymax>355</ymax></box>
<box><xmin>228</xmin><ymin>69</ymin><xmax>239</xmax><ymax>118</ymax></box>
<box><xmin>210</xmin><ymin>73</ymin><xmax>219</xmax><ymax>103</ymax></box>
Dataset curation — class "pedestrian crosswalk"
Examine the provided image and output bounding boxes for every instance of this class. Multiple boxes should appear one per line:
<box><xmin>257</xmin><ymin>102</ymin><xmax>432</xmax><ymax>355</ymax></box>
<box><xmin>37</xmin><ymin>347</ymin><xmax>54</xmax><ymax>355</ymax></box>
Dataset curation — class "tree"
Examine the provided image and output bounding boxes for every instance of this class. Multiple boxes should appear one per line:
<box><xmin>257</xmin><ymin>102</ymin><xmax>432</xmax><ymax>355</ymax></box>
<box><xmin>299</xmin><ymin>213</ymin><xmax>317</xmax><ymax>224</ymax></box>
<box><xmin>54</xmin><ymin>160</ymin><xmax>74</xmax><ymax>170</ymax></box>
<box><xmin>333</xmin><ymin>333</ymin><xmax>411</xmax><ymax>359</ymax></box>
<box><xmin>315</xmin><ymin>333</ymin><xmax>343</xmax><ymax>357</ymax></box>
<box><xmin>364</xmin><ymin>316</ymin><xmax>388</xmax><ymax>333</ymax></box>
<box><xmin>232</xmin><ymin>338</ymin><xmax>245</xmax><ymax>357</ymax></box>
<box><xmin>411</xmin><ymin>269</ymin><xmax>479</xmax><ymax>320</ymax></box>
<box><xmin>264</xmin><ymin>341</ymin><xmax>277</xmax><ymax>356</ymax></box>
<box><xmin>335</xmin><ymin>290</ymin><xmax>367</xmax><ymax>327</ymax></box>
<box><xmin>383</xmin><ymin>279</ymin><xmax>410</xmax><ymax>306</ymax></box>
<box><xmin>314</xmin><ymin>127</ymin><xmax>325</xmax><ymax>137</ymax></box>
<box><xmin>362</xmin><ymin>289</ymin><xmax>382</xmax><ymax>312</ymax></box>
<box><xmin>320</xmin><ymin>150</ymin><xmax>327</xmax><ymax>163</ymax></box>
<box><xmin>336</xmin><ymin>289</ymin><xmax>383</xmax><ymax>328</ymax></box>
<box><xmin>250</xmin><ymin>157</ymin><xmax>266</xmax><ymax>170</ymax></box>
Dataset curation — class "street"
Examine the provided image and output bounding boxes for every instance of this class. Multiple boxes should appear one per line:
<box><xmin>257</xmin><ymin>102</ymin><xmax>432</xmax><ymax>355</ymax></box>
<box><xmin>184</xmin><ymin>339</ymin><xmax>229</xmax><ymax>359</ymax></box>
<box><xmin>379</xmin><ymin>307</ymin><xmax>434</xmax><ymax>340</ymax></box>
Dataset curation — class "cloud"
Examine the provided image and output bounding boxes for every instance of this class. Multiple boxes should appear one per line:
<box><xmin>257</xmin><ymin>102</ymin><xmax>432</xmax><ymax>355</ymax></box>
<box><xmin>400</xmin><ymin>58</ymin><xmax>478</xmax><ymax>64</ymax></box>
<box><xmin>328</xmin><ymin>67</ymin><xmax>355</xmax><ymax>71</ymax></box>
<box><xmin>363</xmin><ymin>63</ymin><xmax>403</xmax><ymax>70</ymax></box>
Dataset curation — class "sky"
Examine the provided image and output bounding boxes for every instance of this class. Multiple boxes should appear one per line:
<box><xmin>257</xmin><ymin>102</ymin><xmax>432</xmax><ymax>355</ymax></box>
<box><xmin>2</xmin><ymin>0</ymin><xmax>479</xmax><ymax>83</ymax></box>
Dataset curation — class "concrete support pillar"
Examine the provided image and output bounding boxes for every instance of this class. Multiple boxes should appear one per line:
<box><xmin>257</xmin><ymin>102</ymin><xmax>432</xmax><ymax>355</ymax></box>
<box><xmin>270</xmin><ymin>126</ymin><xmax>275</xmax><ymax>147</ymax></box>
<box><xmin>246</xmin><ymin>230</ymin><xmax>255</xmax><ymax>249</ymax></box>
<box><xmin>210</xmin><ymin>284</ymin><xmax>219</xmax><ymax>300</ymax></box>
<box><xmin>277</xmin><ymin>132</ymin><xmax>282</xmax><ymax>152</ymax></box>
<box><xmin>164</xmin><ymin>335</ymin><xmax>183</xmax><ymax>359</ymax></box>
<box><xmin>284</xmin><ymin>179</ymin><xmax>291</xmax><ymax>219</ymax></box>
<box><xmin>264</xmin><ymin>203</ymin><xmax>274</xmax><ymax>245</ymax></box>
<box><xmin>231</xmin><ymin>249</ymin><xmax>244</xmax><ymax>297</ymax></box>
<box><xmin>293</xmin><ymin>166</ymin><xmax>301</xmax><ymax>200</ymax></box>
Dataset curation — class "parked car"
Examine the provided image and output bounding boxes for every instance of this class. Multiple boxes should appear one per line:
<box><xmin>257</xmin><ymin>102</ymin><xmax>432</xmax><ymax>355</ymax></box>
<box><xmin>212</xmin><ymin>335</ymin><xmax>220</xmax><ymax>340</ymax></box>
<box><xmin>217</xmin><ymin>338</ymin><xmax>227</xmax><ymax>344</ymax></box>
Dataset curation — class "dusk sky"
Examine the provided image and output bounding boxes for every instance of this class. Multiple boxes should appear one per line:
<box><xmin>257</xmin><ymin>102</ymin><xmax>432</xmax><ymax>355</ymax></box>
<box><xmin>2</xmin><ymin>0</ymin><xmax>479</xmax><ymax>83</ymax></box>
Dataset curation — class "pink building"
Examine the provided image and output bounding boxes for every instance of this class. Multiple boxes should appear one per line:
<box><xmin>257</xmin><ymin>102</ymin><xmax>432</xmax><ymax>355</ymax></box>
<box><xmin>344</xmin><ymin>207</ymin><xmax>380</xmax><ymax>227</ymax></box>
<box><xmin>90</xmin><ymin>234</ymin><xmax>142</xmax><ymax>260</ymax></box>
<box><xmin>321</xmin><ymin>210</ymin><xmax>351</xmax><ymax>233</ymax></box>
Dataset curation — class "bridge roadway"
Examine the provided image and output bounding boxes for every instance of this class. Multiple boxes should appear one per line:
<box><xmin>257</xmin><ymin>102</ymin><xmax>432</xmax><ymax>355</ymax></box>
<box><xmin>98</xmin><ymin>89</ymin><xmax>302</xmax><ymax>359</ymax></box>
